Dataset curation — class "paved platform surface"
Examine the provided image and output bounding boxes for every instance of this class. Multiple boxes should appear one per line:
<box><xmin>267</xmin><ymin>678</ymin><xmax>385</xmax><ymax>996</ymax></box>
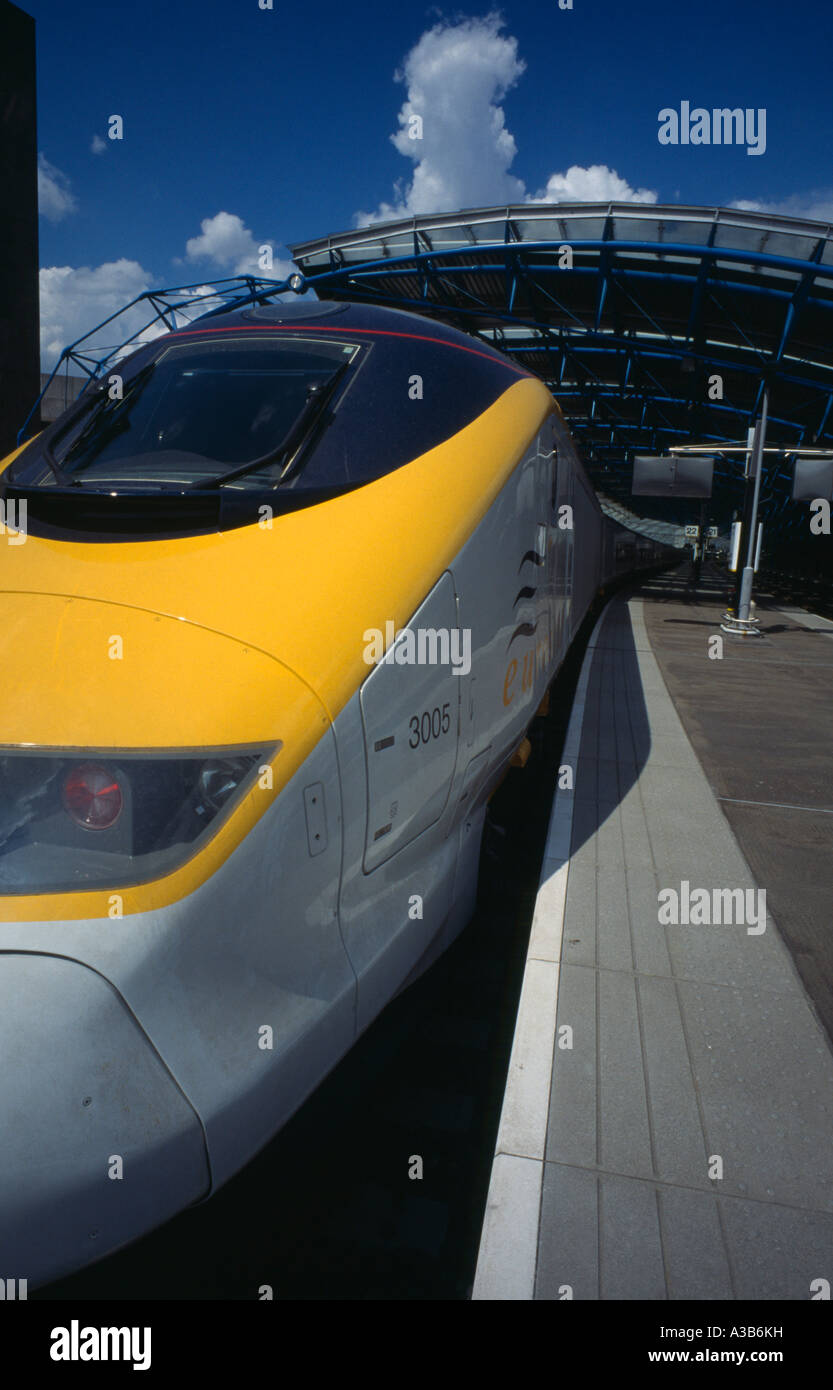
<box><xmin>642</xmin><ymin>570</ymin><xmax>833</xmax><ymax>1043</ymax></box>
<box><xmin>473</xmin><ymin>571</ymin><xmax>833</xmax><ymax>1300</ymax></box>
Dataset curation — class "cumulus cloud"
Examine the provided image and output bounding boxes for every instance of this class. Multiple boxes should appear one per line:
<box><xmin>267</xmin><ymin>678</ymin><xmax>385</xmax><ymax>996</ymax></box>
<box><xmin>38</xmin><ymin>154</ymin><xmax>77</xmax><ymax>221</ymax></box>
<box><xmin>91</xmin><ymin>134</ymin><xmax>107</xmax><ymax>155</ymax></box>
<box><xmin>528</xmin><ymin>164</ymin><xmax>657</xmax><ymax>205</ymax></box>
<box><xmin>39</xmin><ymin>212</ymin><xmax>299</xmax><ymax>370</ymax></box>
<box><xmin>356</xmin><ymin>13</ymin><xmax>527</xmax><ymax>225</ymax></box>
<box><xmin>184</xmin><ymin>210</ymin><xmax>293</xmax><ymax>277</ymax></box>
<box><xmin>39</xmin><ymin>259</ymin><xmax>156</xmax><ymax>367</ymax></box>
<box><xmin>730</xmin><ymin>191</ymin><xmax>833</xmax><ymax>222</ymax></box>
<box><xmin>356</xmin><ymin>14</ymin><xmax>657</xmax><ymax>225</ymax></box>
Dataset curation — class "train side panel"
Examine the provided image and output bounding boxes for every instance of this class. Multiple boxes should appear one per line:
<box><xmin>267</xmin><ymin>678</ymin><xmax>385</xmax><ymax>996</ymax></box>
<box><xmin>335</xmin><ymin>403</ymin><xmax>617</xmax><ymax>1031</ymax></box>
<box><xmin>336</xmin><ymin>420</ymin><xmax>553</xmax><ymax>1030</ymax></box>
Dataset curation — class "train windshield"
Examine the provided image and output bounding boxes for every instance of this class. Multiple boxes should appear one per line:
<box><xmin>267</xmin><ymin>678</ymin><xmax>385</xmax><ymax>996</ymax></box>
<box><xmin>31</xmin><ymin>337</ymin><xmax>360</xmax><ymax>490</ymax></box>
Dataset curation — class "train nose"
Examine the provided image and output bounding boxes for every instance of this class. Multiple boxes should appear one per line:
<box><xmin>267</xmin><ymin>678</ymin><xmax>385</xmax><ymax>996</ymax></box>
<box><xmin>0</xmin><ymin>953</ymin><xmax>210</xmax><ymax>1290</ymax></box>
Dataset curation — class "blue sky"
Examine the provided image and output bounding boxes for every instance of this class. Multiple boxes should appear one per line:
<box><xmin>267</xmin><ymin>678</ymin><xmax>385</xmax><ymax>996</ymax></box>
<box><xmin>24</xmin><ymin>0</ymin><xmax>833</xmax><ymax>364</ymax></box>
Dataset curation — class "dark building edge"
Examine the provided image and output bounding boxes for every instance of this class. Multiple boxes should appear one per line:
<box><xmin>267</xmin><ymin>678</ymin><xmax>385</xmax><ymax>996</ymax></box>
<box><xmin>0</xmin><ymin>0</ymin><xmax>40</xmax><ymax>457</ymax></box>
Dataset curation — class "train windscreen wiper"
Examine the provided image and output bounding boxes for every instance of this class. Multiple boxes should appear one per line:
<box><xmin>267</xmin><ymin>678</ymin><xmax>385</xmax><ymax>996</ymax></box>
<box><xmin>200</xmin><ymin>361</ymin><xmax>350</xmax><ymax>490</ymax></box>
<box><xmin>37</xmin><ymin>440</ymin><xmax>77</xmax><ymax>488</ymax></box>
<box><xmin>15</xmin><ymin>363</ymin><xmax>158</xmax><ymax>488</ymax></box>
<box><xmin>9</xmin><ymin>384</ymin><xmax>106</xmax><ymax>487</ymax></box>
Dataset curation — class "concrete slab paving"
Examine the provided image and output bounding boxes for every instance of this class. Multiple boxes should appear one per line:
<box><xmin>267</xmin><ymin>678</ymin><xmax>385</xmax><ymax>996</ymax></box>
<box><xmin>473</xmin><ymin>583</ymin><xmax>833</xmax><ymax>1301</ymax></box>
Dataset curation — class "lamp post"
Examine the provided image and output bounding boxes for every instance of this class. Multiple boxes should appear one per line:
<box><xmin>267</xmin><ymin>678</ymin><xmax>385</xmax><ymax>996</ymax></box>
<box><xmin>721</xmin><ymin>388</ymin><xmax>769</xmax><ymax>636</ymax></box>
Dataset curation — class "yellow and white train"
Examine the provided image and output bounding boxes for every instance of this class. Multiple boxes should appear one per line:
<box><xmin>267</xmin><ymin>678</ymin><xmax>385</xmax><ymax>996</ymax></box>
<box><xmin>0</xmin><ymin>298</ymin><xmax>671</xmax><ymax>1286</ymax></box>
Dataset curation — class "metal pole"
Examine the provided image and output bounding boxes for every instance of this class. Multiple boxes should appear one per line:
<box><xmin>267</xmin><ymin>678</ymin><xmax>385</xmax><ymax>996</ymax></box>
<box><xmin>737</xmin><ymin>388</ymin><xmax>769</xmax><ymax>623</ymax></box>
<box><xmin>733</xmin><ymin>426</ymin><xmax>756</xmax><ymax>609</ymax></box>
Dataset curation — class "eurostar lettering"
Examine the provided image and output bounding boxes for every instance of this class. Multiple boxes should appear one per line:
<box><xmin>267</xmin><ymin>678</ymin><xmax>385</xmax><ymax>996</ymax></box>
<box><xmin>503</xmin><ymin>629</ymin><xmax>552</xmax><ymax>707</ymax></box>
<box><xmin>49</xmin><ymin>1321</ymin><xmax>151</xmax><ymax>1371</ymax></box>
<box><xmin>658</xmin><ymin>102</ymin><xmax>766</xmax><ymax>155</ymax></box>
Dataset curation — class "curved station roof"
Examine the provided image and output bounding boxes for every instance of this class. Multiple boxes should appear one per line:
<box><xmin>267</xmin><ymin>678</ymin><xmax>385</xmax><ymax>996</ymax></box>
<box><xmin>291</xmin><ymin>203</ymin><xmax>833</xmax><ymax>567</ymax></box>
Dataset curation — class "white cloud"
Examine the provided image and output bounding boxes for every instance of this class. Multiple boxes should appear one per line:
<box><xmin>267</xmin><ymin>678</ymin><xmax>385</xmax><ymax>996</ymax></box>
<box><xmin>528</xmin><ymin>164</ymin><xmax>657</xmax><ymax>205</ymax></box>
<box><xmin>356</xmin><ymin>13</ymin><xmax>526</xmax><ymax>225</ymax></box>
<box><xmin>166</xmin><ymin>283</ymin><xmax>251</xmax><ymax>330</ymax></box>
<box><xmin>356</xmin><ymin>15</ymin><xmax>657</xmax><ymax>225</ymax></box>
<box><xmin>39</xmin><ymin>259</ymin><xmax>155</xmax><ymax>367</ymax></box>
<box><xmin>39</xmin><ymin>261</ymin><xmax>258</xmax><ymax>370</ymax></box>
<box><xmin>730</xmin><ymin>191</ymin><xmax>833</xmax><ymax>222</ymax></box>
<box><xmin>91</xmin><ymin>134</ymin><xmax>107</xmax><ymax>155</ymax></box>
<box><xmin>38</xmin><ymin>154</ymin><xmax>77</xmax><ymax>221</ymax></box>
<box><xmin>184</xmin><ymin>210</ymin><xmax>293</xmax><ymax>277</ymax></box>
<box><xmin>38</xmin><ymin>212</ymin><xmax>299</xmax><ymax>371</ymax></box>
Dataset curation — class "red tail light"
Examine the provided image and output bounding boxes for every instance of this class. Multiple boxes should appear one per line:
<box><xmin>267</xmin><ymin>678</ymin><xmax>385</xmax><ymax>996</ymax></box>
<box><xmin>62</xmin><ymin>763</ymin><xmax>123</xmax><ymax>830</ymax></box>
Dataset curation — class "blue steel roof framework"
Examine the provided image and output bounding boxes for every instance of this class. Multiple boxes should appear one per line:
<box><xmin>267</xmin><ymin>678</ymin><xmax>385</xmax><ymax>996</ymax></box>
<box><xmin>290</xmin><ymin>203</ymin><xmax>833</xmax><ymax>569</ymax></box>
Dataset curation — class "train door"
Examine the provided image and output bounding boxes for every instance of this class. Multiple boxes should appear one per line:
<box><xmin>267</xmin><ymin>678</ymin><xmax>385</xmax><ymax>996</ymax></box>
<box><xmin>339</xmin><ymin>571</ymin><xmax>461</xmax><ymax>1028</ymax></box>
<box><xmin>359</xmin><ymin>570</ymin><xmax>461</xmax><ymax>873</ymax></box>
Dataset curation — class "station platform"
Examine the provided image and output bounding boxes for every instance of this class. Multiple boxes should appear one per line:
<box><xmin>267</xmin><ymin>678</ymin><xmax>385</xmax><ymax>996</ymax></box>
<box><xmin>473</xmin><ymin>566</ymin><xmax>833</xmax><ymax>1300</ymax></box>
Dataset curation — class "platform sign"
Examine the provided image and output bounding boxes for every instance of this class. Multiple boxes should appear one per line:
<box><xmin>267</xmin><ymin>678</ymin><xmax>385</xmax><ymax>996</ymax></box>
<box><xmin>632</xmin><ymin>455</ymin><xmax>714</xmax><ymax>498</ymax></box>
<box><xmin>684</xmin><ymin>525</ymin><xmax>700</xmax><ymax>538</ymax></box>
<box><xmin>707</xmin><ymin>526</ymin><xmax>718</xmax><ymax>537</ymax></box>
<box><xmin>792</xmin><ymin>456</ymin><xmax>833</xmax><ymax>501</ymax></box>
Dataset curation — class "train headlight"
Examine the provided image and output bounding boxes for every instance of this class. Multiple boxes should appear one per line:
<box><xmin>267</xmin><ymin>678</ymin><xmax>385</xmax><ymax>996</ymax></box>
<box><xmin>62</xmin><ymin>763</ymin><xmax>124</xmax><ymax>830</ymax></box>
<box><xmin>0</xmin><ymin>747</ymin><xmax>275</xmax><ymax>894</ymax></box>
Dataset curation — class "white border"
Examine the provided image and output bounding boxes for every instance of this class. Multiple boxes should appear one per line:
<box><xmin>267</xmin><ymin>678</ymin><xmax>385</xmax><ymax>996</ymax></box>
<box><xmin>472</xmin><ymin>603</ymin><xmax>612</xmax><ymax>1300</ymax></box>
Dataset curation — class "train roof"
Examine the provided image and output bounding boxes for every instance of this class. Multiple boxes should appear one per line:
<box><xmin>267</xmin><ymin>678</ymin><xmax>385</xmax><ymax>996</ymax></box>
<box><xmin>178</xmin><ymin>297</ymin><xmax>522</xmax><ymax>368</ymax></box>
